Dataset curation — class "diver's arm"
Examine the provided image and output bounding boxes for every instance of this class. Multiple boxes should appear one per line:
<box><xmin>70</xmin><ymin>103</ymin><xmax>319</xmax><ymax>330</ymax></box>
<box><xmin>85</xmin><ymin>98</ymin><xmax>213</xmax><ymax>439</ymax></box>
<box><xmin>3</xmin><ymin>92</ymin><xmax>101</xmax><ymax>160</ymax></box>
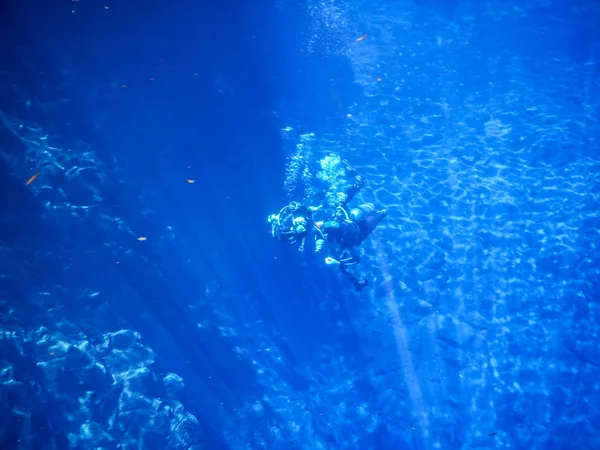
<box><xmin>315</xmin><ymin>239</ymin><xmax>324</xmax><ymax>252</ymax></box>
<box><xmin>300</xmin><ymin>226</ymin><xmax>324</xmax><ymax>252</ymax></box>
<box><xmin>314</xmin><ymin>229</ymin><xmax>325</xmax><ymax>252</ymax></box>
<box><xmin>309</xmin><ymin>224</ymin><xmax>326</xmax><ymax>252</ymax></box>
<box><xmin>341</xmin><ymin>173</ymin><xmax>366</xmax><ymax>207</ymax></box>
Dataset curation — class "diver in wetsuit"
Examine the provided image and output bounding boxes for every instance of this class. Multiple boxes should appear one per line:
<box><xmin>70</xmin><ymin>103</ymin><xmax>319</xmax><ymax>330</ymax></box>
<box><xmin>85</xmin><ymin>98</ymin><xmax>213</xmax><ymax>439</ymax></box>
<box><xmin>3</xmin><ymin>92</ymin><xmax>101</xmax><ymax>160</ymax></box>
<box><xmin>268</xmin><ymin>201</ymin><xmax>324</xmax><ymax>252</ymax></box>
<box><xmin>319</xmin><ymin>202</ymin><xmax>387</xmax><ymax>291</ymax></box>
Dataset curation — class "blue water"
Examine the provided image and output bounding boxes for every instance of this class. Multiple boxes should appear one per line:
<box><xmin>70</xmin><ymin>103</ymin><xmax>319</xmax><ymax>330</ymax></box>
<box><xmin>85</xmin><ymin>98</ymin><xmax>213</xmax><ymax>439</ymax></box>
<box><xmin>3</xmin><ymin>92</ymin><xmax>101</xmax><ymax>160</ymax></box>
<box><xmin>1</xmin><ymin>0</ymin><xmax>599</xmax><ymax>448</ymax></box>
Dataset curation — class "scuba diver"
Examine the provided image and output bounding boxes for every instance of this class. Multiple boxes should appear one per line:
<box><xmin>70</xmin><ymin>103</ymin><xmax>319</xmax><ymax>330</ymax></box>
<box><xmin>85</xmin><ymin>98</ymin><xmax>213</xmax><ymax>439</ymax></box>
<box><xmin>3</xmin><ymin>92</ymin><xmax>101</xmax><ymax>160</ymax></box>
<box><xmin>267</xmin><ymin>201</ymin><xmax>324</xmax><ymax>252</ymax></box>
<box><xmin>319</xmin><ymin>202</ymin><xmax>387</xmax><ymax>291</ymax></box>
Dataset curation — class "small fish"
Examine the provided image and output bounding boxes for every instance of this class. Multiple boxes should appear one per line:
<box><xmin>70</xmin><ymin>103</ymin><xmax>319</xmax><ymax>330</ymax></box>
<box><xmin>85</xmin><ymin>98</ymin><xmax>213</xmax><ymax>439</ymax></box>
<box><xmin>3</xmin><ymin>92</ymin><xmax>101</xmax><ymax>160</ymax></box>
<box><xmin>488</xmin><ymin>432</ymin><xmax>497</xmax><ymax>437</ymax></box>
<box><xmin>185</xmin><ymin>179</ymin><xmax>195</xmax><ymax>184</ymax></box>
<box><xmin>26</xmin><ymin>171</ymin><xmax>40</xmax><ymax>185</ymax></box>
<box><xmin>137</xmin><ymin>237</ymin><xmax>147</xmax><ymax>241</ymax></box>
<box><xmin>356</xmin><ymin>34</ymin><xmax>368</xmax><ymax>42</ymax></box>
<box><xmin>377</xmin><ymin>76</ymin><xmax>382</xmax><ymax>82</ymax></box>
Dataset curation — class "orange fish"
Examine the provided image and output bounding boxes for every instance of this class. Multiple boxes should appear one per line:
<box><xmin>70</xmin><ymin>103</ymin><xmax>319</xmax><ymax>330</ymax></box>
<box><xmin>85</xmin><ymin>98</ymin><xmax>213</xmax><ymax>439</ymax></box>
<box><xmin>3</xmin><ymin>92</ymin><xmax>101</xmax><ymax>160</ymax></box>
<box><xmin>356</xmin><ymin>34</ymin><xmax>368</xmax><ymax>42</ymax></box>
<box><xmin>26</xmin><ymin>171</ymin><xmax>40</xmax><ymax>185</ymax></box>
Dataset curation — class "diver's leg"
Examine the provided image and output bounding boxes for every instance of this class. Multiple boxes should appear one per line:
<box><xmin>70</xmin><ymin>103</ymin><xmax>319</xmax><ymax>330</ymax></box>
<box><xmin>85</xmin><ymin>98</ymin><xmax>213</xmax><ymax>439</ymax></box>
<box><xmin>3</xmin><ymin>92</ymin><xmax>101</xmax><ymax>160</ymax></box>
<box><xmin>341</xmin><ymin>159</ymin><xmax>360</xmax><ymax>175</ymax></box>
<box><xmin>339</xmin><ymin>266</ymin><xmax>368</xmax><ymax>292</ymax></box>
<box><xmin>355</xmin><ymin>206</ymin><xmax>387</xmax><ymax>243</ymax></box>
<box><xmin>371</xmin><ymin>208</ymin><xmax>387</xmax><ymax>228</ymax></box>
<box><xmin>338</xmin><ymin>160</ymin><xmax>366</xmax><ymax>206</ymax></box>
<box><xmin>341</xmin><ymin>175</ymin><xmax>366</xmax><ymax>207</ymax></box>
